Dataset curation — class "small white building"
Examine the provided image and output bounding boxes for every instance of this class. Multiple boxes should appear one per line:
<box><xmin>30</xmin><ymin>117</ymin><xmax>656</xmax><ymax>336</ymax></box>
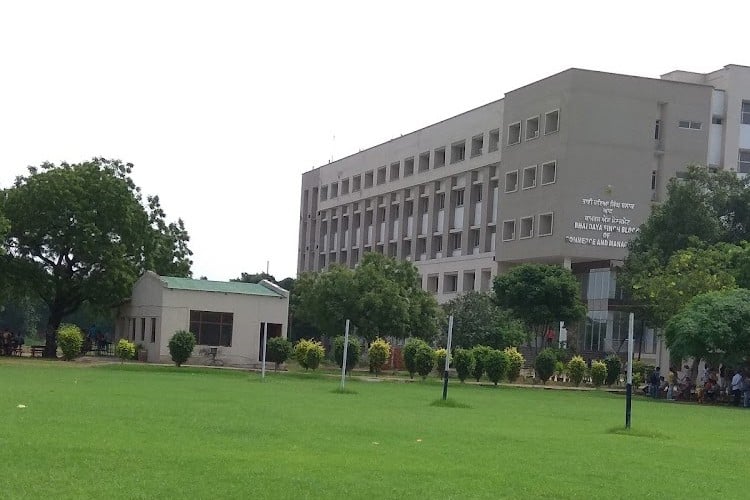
<box><xmin>115</xmin><ymin>271</ymin><xmax>289</xmax><ymax>367</ymax></box>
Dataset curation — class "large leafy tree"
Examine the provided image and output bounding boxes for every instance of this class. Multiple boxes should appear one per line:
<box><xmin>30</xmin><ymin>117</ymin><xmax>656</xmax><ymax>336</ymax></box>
<box><xmin>622</xmin><ymin>165</ymin><xmax>750</xmax><ymax>326</ymax></box>
<box><xmin>443</xmin><ymin>291</ymin><xmax>525</xmax><ymax>349</ymax></box>
<box><xmin>493</xmin><ymin>263</ymin><xmax>586</xmax><ymax>356</ymax></box>
<box><xmin>1</xmin><ymin>158</ymin><xmax>192</xmax><ymax>356</ymax></box>
<box><xmin>293</xmin><ymin>253</ymin><xmax>442</xmax><ymax>341</ymax></box>
<box><xmin>665</xmin><ymin>288</ymin><xmax>750</xmax><ymax>367</ymax></box>
<box><xmin>628</xmin><ymin>243</ymin><xmax>746</xmax><ymax>328</ymax></box>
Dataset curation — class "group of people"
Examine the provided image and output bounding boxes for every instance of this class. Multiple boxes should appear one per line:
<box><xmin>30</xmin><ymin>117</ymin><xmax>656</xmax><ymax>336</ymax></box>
<box><xmin>646</xmin><ymin>364</ymin><xmax>750</xmax><ymax>407</ymax></box>
<box><xmin>1</xmin><ymin>328</ymin><xmax>25</xmax><ymax>356</ymax></box>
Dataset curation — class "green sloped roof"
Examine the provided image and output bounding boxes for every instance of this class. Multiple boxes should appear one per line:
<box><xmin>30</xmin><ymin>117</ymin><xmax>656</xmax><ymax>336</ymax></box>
<box><xmin>159</xmin><ymin>276</ymin><xmax>282</xmax><ymax>297</ymax></box>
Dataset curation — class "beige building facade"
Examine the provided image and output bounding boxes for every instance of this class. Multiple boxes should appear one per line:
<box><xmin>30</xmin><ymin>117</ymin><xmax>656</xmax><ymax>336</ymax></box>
<box><xmin>298</xmin><ymin>65</ymin><xmax>750</xmax><ymax>365</ymax></box>
<box><xmin>116</xmin><ymin>272</ymin><xmax>289</xmax><ymax>367</ymax></box>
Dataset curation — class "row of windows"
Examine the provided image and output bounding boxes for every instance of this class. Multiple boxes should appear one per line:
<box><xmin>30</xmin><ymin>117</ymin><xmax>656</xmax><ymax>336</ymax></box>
<box><xmin>128</xmin><ymin>317</ymin><xmax>157</xmax><ymax>344</ymax></box>
<box><xmin>502</xmin><ymin>213</ymin><xmax>554</xmax><ymax>241</ymax></box>
<box><xmin>507</xmin><ymin>109</ymin><xmax>560</xmax><ymax>146</ymax></box>
<box><xmin>317</xmin><ymin>130</ymin><xmax>505</xmax><ymax>202</ymax></box>
<box><xmin>504</xmin><ymin>161</ymin><xmax>556</xmax><ymax>192</ymax></box>
<box><xmin>425</xmin><ymin>268</ymin><xmax>494</xmax><ymax>294</ymax></box>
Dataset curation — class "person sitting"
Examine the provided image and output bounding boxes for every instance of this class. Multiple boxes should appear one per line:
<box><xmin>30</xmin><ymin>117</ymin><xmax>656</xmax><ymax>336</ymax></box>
<box><xmin>704</xmin><ymin>378</ymin><xmax>718</xmax><ymax>403</ymax></box>
<box><xmin>678</xmin><ymin>376</ymin><xmax>694</xmax><ymax>401</ymax></box>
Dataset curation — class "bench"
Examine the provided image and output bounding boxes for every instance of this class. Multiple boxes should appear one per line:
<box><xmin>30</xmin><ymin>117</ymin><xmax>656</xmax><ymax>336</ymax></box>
<box><xmin>12</xmin><ymin>346</ymin><xmax>23</xmax><ymax>356</ymax></box>
<box><xmin>30</xmin><ymin>345</ymin><xmax>45</xmax><ymax>357</ymax></box>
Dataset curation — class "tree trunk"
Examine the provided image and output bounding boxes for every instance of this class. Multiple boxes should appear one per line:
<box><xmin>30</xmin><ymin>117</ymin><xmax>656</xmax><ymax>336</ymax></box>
<box><xmin>45</xmin><ymin>310</ymin><xmax>64</xmax><ymax>358</ymax></box>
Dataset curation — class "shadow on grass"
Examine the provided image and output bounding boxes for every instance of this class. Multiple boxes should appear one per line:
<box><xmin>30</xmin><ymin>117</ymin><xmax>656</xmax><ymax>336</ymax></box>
<box><xmin>331</xmin><ymin>387</ymin><xmax>358</xmax><ymax>395</ymax></box>
<box><xmin>430</xmin><ymin>398</ymin><xmax>472</xmax><ymax>409</ymax></box>
<box><xmin>606</xmin><ymin>426</ymin><xmax>671</xmax><ymax>439</ymax></box>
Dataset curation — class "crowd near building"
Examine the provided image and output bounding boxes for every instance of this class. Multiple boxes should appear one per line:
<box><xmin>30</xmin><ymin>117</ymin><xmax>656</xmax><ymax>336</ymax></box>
<box><xmin>297</xmin><ymin>64</ymin><xmax>750</xmax><ymax>368</ymax></box>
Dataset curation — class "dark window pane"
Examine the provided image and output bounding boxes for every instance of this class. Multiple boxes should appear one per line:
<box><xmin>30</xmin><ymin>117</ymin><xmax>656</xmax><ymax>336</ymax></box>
<box><xmin>190</xmin><ymin>310</ymin><xmax>201</xmax><ymax>322</ymax></box>
<box><xmin>201</xmin><ymin>323</ymin><xmax>220</xmax><ymax>346</ymax></box>
<box><xmin>220</xmin><ymin>325</ymin><xmax>233</xmax><ymax>347</ymax></box>
<box><xmin>202</xmin><ymin>311</ymin><xmax>222</xmax><ymax>324</ymax></box>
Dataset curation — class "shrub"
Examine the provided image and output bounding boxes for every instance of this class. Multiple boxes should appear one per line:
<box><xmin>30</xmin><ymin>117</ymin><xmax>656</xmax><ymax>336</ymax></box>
<box><xmin>305</xmin><ymin>341</ymin><xmax>325</xmax><ymax>371</ymax></box>
<box><xmin>471</xmin><ymin>345</ymin><xmax>493</xmax><ymax>382</ymax></box>
<box><xmin>368</xmin><ymin>338</ymin><xmax>391</xmax><ymax>376</ymax></box>
<box><xmin>333</xmin><ymin>336</ymin><xmax>361</xmax><ymax>374</ymax></box>
<box><xmin>57</xmin><ymin>324</ymin><xmax>83</xmax><ymax>361</ymax></box>
<box><xmin>168</xmin><ymin>330</ymin><xmax>196</xmax><ymax>367</ymax></box>
<box><xmin>115</xmin><ymin>339</ymin><xmax>136</xmax><ymax>363</ymax></box>
<box><xmin>294</xmin><ymin>339</ymin><xmax>325</xmax><ymax>371</ymax></box>
<box><xmin>555</xmin><ymin>361</ymin><xmax>565</xmax><ymax>380</ymax></box>
<box><xmin>404</xmin><ymin>338</ymin><xmax>428</xmax><ymax>379</ymax></box>
<box><xmin>434</xmin><ymin>348</ymin><xmax>448</xmax><ymax>375</ymax></box>
<box><xmin>632</xmin><ymin>360</ymin><xmax>647</xmax><ymax>382</ymax></box>
<box><xmin>567</xmin><ymin>355</ymin><xmax>587</xmax><ymax>386</ymax></box>
<box><xmin>414</xmin><ymin>343</ymin><xmax>436</xmax><ymax>379</ymax></box>
<box><xmin>604</xmin><ymin>355</ymin><xmax>622</xmax><ymax>386</ymax></box>
<box><xmin>266</xmin><ymin>337</ymin><xmax>293</xmax><ymax>370</ymax></box>
<box><xmin>504</xmin><ymin>347</ymin><xmax>525</xmax><ymax>382</ymax></box>
<box><xmin>591</xmin><ymin>360</ymin><xmax>608</xmax><ymax>387</ymax></box>
<box><xmin>534</xmin><ymin>348</ymin><xmax>557</xmax><ymax>383</ymax></box>
<box><xmin>484</xmin><ymin>349</ymin><xmax>509</xmax><ymax>386</ymax></box>
<box><xmin>453</xmin><ymin>348</ymin><xmax>474</xmax><ymax>382</ymax></box>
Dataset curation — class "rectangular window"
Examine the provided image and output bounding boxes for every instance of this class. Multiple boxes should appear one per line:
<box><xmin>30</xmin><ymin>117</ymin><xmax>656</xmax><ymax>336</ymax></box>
<box><xmin>320</xmin><ymin>185</ymin><xmax>328</xmax><ymax>201</ymax></box>
<box><xmin>471</xmin><ymin>135</ymin><xmax>484</xmax><ymax>157</ymax></box>
<box><xmin>739</xmin><ymin>150</ymin><xmax>750</xmax><ymax>174</ymax></box>
<box><xmin>418</xmin><ymin>152</ymin><xmax>430</xmax><ymax>172</ymax></box>
<box><xmin>352</xmin><ymin>175</ymin><xmax>361</xmax><ymax>191</ymax></box>
<box><xmin>455</xmin><ymin>189</ymin><xmax>464</xmax><ymax>207</ymax></box>
<box><xmin>150</xmin><ymin>318</ymin><xmax>156</xmax><ymax>343</ymax></box>
<box><xmin>189</xmin><ymin>310</ymin><xmax>234</xmax><ymax>347</ymax></box>
<box><xmin>404</xmin><ymin>157</ymin><xmax>415</xmax><ymax>177</ymax></box>
<box><xmin>471</xmin><ymin>229</ymin><xmax>480</xmax><ymax>248</ymax></box>
<box><xmin>437</xmin><ymin>193</ymin><xmax>445</xmax><ymax>210</ymax></box>
<box><xmin>538</xmin><ymin>213</ymin><xmax>553</xmax><ymax>236</ymax></box>
<box><xmin>341</xmin><ymin>178</ymin><xmax>349</xmax><ymax>195</ymax></box>
<box><xmin>678</xmin><ymin>120</ymin><xmax>702</xmax><ymax>130</ymax></box>
<box><xmin>507</xmin><ymin>122</ymin><xmax>521</xmax><ymax>145</ymax></box>
<box><xmin>712</xmin><ymin>116</ymin><xmax>723</xmax><ymax>125</ymax></box>
<box><xmin>433</xmin><ymin>236</ymin><xmax>443</xmax><ymax>252</ymax></box>
<box><xmin>519</xmin><ymin>216</ymin><xmax>534</xmax><ymax>239</ymax></box>
<box><xmin>450</xmin><ymin>233</ymin><xmax>461</xmax><ymax>250</ymax></box>
<box><xmin>330</xmin><ymin>183</ymin><xmax>338</xmax><ymax>198</ymax></box>
<box><xmin>654</xmin><ymin>120</ymin><xmax>661</xmax><ymax>140</ymax></box>
<box><xmin>377</xmin><ymin>167</ymin><xmax>387</xmax><ymax>185</ymax></box>
<box><xmin>505</xmin><ymin>170</ymin><xmax>519</xmax><ymax>193</ymax></box>
<box><xmin>435</xmin><ymin>148</ymin><xmax>446</xmax><ymax>168</ymax></box>
<box><xmin>390</xmin><ymin>162</ymin><xmax>400</xmax><ymax>181</ymax></box>
<box><xmin>130</xmin><ymin>318</ymin><xmax>136</xmax><ymax>341</ymax></box>
<box><xmin>444</xmin><ymin>274</ymin><xmax>458</xmax><ymax>293</ymax></box>
<box><xmin>140</xmin><ymin>318</ymin><xmax>146</xmax><ymax>342</ymax></box>
<box><xmin>522</xmin><ymin>165</ymin><xmax>537</xmax><ymax>190</ymax></box>
<box><xmin>502</xmin><ymin>220</ymin><xmax>515</xmax><ymax>241</ymax></box>
<box><xmin>541</xmin><ymin>161</ymin><xmax>556</xmax><ymax>185</ymax></box>
<box><xmin>651</xmin><ymin>170</ymin><xmax>657</xmax><ymax>190</ymax></box>
<box><xmin>742</xmin><ymin>101</ymin><xmax>750</xmax><ymax>125</ymax></box>
<box><xmin>451</xmin><ymin>141</ymin><xmax>466</xmax><ymax>164</ymax></box>
<box><xmin>364</xmin><ymin>171</ymin><xmax>373</xmax><ymax>188</ymax></box>
<box><xmin>488</xmin><ymin>129</ymin><xmax>500</xmax><ymax>152</ymax></box>
<box><xmin>525</xmin><ymin>116</ymin><xmax>540</xmax><ymax>140</ymax></box>
<box><xmin>544</xmin><ymin>110</ymin><xmax>560</xmax><ymax>135</ymax></box>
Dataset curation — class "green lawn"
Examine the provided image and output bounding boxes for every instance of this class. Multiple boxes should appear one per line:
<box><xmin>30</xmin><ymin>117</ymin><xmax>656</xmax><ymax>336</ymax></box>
<box><xmin>1</xmin><ymin>358</ymin><xmax>746</xmax><ymax>499</ymax></box>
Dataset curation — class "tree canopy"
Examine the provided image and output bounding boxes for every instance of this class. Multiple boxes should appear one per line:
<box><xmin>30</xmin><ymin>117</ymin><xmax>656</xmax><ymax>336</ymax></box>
<box><xmin>622</xmin><ymin>165</ymin><xmax>750</xmax><ymax>328</ymax></box>
<box><xmin>293</xmin><ymin>253</ymin><xmax>442</xmax><ymax>341</ymax></box>
<box><xmin>1</xmin><ymin>158</ymin><xmax>192</xmax><ymax>356</ymax></box>
<box><xmin>493</xmin><ymin>263</ymin><xmax>586</xmax><ymax>354</ymax></box>
<box><xmin>443</xmin><ymin>291</ymin><xmax>525</xmax><ymax>350</ymax></box>
<box><xmin>665</xmin><ymin>288</ymin><xmax>750</xmax><ymax>366</ymax></box>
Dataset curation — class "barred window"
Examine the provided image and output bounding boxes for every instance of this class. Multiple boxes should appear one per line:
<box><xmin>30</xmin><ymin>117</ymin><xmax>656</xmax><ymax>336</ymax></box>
<box><xmin>189</xmin><ymin>310</ymin><xmax>233</xmax><ymax>347</ymax></box>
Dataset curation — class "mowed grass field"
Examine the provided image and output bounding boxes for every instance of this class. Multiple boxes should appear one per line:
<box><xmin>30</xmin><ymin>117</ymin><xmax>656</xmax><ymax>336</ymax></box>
<box><xmin>1</xmin><ymin>359</ymin><xmax>747</xmax><ymax>499</ymax></box>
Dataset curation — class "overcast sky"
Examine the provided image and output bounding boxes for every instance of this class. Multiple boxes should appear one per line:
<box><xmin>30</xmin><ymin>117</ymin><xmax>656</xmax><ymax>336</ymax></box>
<box><xmin>0</xmin><ymin>1</ymin><xmax>746</xmax><ymax>281</ymax></box>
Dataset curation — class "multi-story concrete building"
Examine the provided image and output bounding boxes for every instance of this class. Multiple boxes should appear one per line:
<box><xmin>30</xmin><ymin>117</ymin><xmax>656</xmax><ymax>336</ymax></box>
<box><xmin>297</xmin><ymin>64</ymin><xmax>750</xmax><ymax>364</ymax></box>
